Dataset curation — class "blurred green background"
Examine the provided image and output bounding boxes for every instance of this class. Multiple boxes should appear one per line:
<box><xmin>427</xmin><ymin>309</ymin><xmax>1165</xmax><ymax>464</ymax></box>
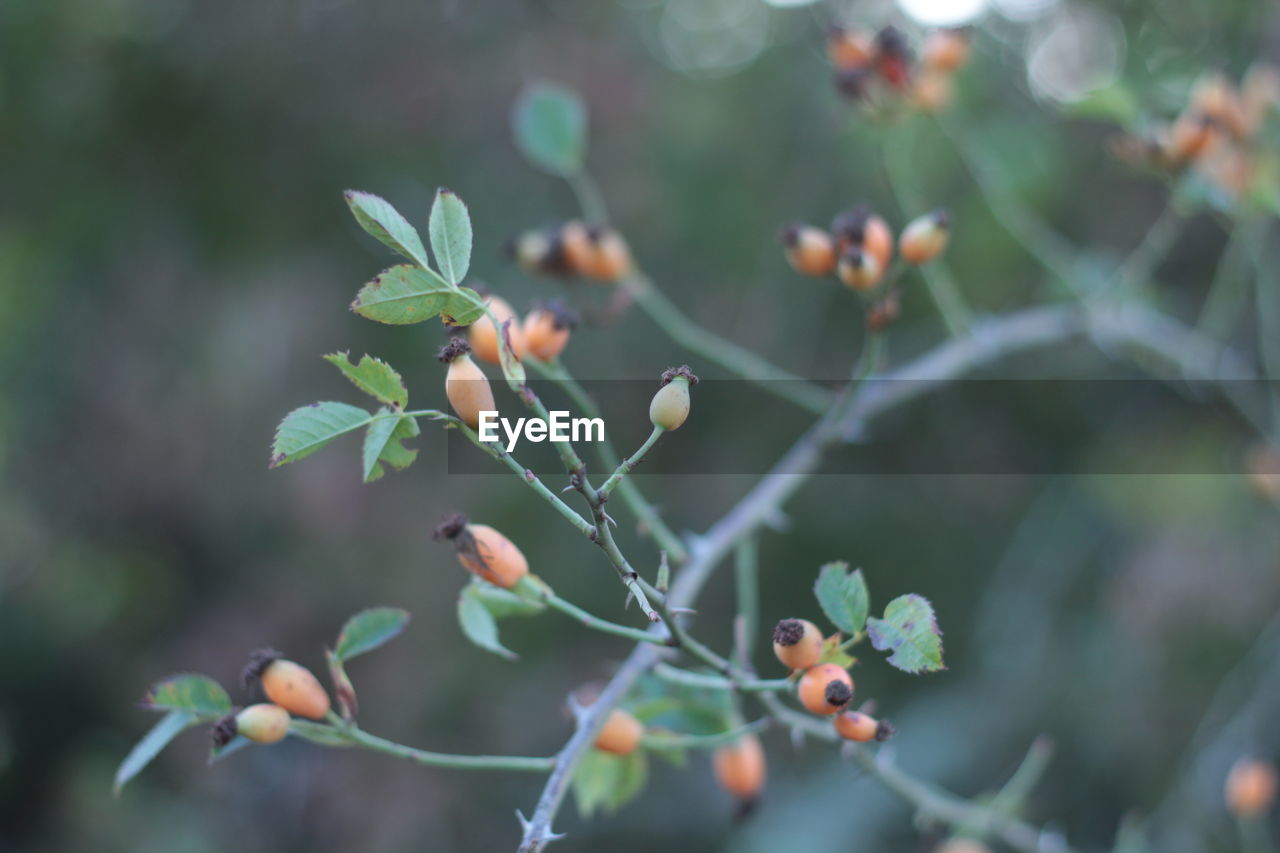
<box><xmin>2</xmin><ymin>0</ymin><xmax>1278</xmax><ymax>851</ymax></box>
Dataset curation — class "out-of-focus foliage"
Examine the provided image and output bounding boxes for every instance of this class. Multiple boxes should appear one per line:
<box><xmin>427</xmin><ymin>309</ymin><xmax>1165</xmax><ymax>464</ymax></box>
<box><xmin>1</xmin><ymin>0</ymin><xmax>1278</xmax><ymax>852</ymax></box>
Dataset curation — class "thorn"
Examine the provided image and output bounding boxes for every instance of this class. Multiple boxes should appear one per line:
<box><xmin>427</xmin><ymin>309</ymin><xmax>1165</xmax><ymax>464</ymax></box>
<box><xmin>623</xmin><ymin>589</ymin><xmax>635</xmax><ymax>610</ymax></box>
<box><xmin>789</xmin><ymin>726</ymin><xmax>806</xmax><ymax>751</ymax></box>
<box><xmin>516</xmin><ymin>810</ymin><xmax>532</xmax><ymax>833</ymax></box>
<box><xmin>602</xmin><ymin>510</ymin><xmax>618</xmax><ymax>528</ymax></box>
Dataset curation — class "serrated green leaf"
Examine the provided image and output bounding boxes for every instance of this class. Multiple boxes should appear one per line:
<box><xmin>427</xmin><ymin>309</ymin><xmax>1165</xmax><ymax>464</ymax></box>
<box><xmin>334</xmin><ymin>607</ymin><xmax>412</xmax><ymax>661</ymax></box>
<box><xmin>572</xmin><ymin>749</ymin><xmax>647</xmax><ymax>818</ymax></box>
<box><xmin>866</xmin><ymin>594</ymin><xmax>945</xmax><ymax>674</ymax></box>
<box><xmin>362</xmin><ymin>411</ymin><xmax>403</xmax><ymax>483</ymax></box>
<box><xmin>457</xmin><ymin>586</ymin><xmax>518</xmax><ymax>660</ymax></box>
<box><xmin>323</xmin><ymin>352</ymin><xmax>408</xmax><ymax>408</ymax></box>
<box><xmin>271</xmin><ymin>402</ymin><xmax>372</xmax><ymax>468</ymax></box>
<box><xmin>513</xmin><ymin>84</ymin><xmax>586</xmax><ymax>177</ymax></box>
<box><xmin>366</xmin><ymin>415</ymin><xmax>420</xmax><ymax>482</ymax></box>
<box><xmin>351</xmin><ymin>265</ymin><xmax>486</xmax><ymax>326</ymax></box>
<box><xmin>114</xmin><ymin>710</ymin><xmax>197</xmax><ymax>794</ymax></box>
<box><xmin>289</xmin><ymin>720</ymin><xmax>355</xmax><ymax>748</ymax></box>
<box><xmin>469</xmin><ymin>577</ymin><xmax>545</xmax><ymax>619</ymax></box>
<box><xmin>141</xmin><ymin>675</ymin><xmax>232</xmax><ymax>716</ymax></box>
<box><xmin>814</xmin><ymin>562</ymin><xmax>870</xmax><ymax>635</ymax></box>
<box><xmin>427</xmin><ymin>188</ymin><xmax>472</xmax><ymax>286</ymax></box>
<box><xmin>344</xmin><ymin>190</ymin><xmax>431</xmax><ymax>269</ymax></box>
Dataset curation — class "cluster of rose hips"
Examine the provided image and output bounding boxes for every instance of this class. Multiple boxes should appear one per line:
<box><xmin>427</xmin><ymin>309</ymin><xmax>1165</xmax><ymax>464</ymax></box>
<box><xmin>508</xmin><ymin>221</ymin><xmax>633</xmax><ymax>283</ymax></box>
<box><xmin>210</xmin><ymin>650</ymin><xmax>332</xmax><ymax>748</ymax></box>
<box><xmin>433</xmin><ymin>501</ymin><xmax>766</xmax><ymax>808</ymax></box>
<box><xmin>437</xmin><ymin>295</ymin><xmax>579</xmax><ymax>430</ymax></box>
<box><xmin>827</xmin><ymin>24</ymin><xmax>971</xmax><ymax>114</ymax></box>
<box><xmin>779</xmin><ymin>205</ymin><xmax>950</xmax><ymax>329</ymax></box>
<box><xmin>1111</xmin><ymin>64</ymin><xmax>1279</xmax><ymax>200</ymax></box>
<box><xmin>772</xmin><ymin>618</ymin><xmax>895</xmax><ymax>743</ymax></box>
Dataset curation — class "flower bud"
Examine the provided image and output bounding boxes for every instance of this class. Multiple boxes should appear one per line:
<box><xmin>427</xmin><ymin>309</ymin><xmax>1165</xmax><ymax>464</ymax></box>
<box><xmin>921</xmin><ymin>29</ymin><xmax>970</xmax><ymax>73</ymax></box>
<box><xmin>779</xmin><ymin>224</ymin><xmax>837</xmax><ymax>277</ymax></box>
<box><xmin>899</xmin><ymin>209</ymin><xmax>951</xmax><ymax>264</ymax></box>
<box><xmin>650</xmin><ymin>366</ymin><xmax>698</xmax><ymax>431</ymax></box>
<box><xmin>468</xmin><ymin>295</ymin><xmax>526</xmax><ymax>365</ymax></box>
<box><xmin>713</xmin><ymin>734</ymin><xmax>766</xmax><ymax>802</ymax></box>
<box><xmin>772</xmin><ymin>619</ymin><xmax>824</xmax><ymax>670</ymax></box>
<box><xmin>1226</xmin><ymin>757</ymin><xmax>1277</xmax><ymax>818</ymax></box>
<box><xmin>594</xmin><ymin>709</ymin><xmax>644</xmax><ymax>755</ymax></box>
<box><xmin>434</xmin><ymin>513</ymin><xmax>530</xmax><ymax>589</ymax></box>
<box><xmin>523</xmin><ymin>300</ymin><xmax>578</xmax><ymax>362</ymax></box>
<box><xmin>834</xmin><ymin>710</ymin><xmax>896</xmax><ymax>743</ymax></box>
<box><xmin>826</xmin><ymin>26</ymin><xmax>875</xmax><ymax>72</ymax></box>
<box><xmin>797</xmin><ymin>663</ymin><xmax>854</xmax><ymax>715</ymax></box>
<box><xmin>837</xmin><ymin>247</ymin><xmax>883</xmax><ymax>292</ymax></box>
<box><xmin>439</xmin><ymin>339</ymin><xmax>496</xmax><ymax>429</ymax></box>
<box><xmin>212</xmin><ymin>703</ymin><xmax>291</xmax><ymax>747</ymax></box>
<box><xmin>242</xmin><ymin>649</ymin><xmax>331</xmax><ymax>720</ymax></box>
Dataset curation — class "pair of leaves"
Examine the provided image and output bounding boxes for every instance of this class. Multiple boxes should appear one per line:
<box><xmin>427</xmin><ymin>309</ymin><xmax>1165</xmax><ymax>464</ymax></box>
<box><xmin>271</xmin><ymin>354</ymin><xmax>421</xmax><ymax>482</ymax></box>
<box><xmin>345</xmin><ymin>189</ymin><xmax>471</xmax><ymax>285</ymax></box>
<box><xmin>571</xmin><ymin>749</ymin><xmax>648</xmax><ymax>818</ymax></box>
<box><xmin>813</xmin><ymin>562</ymin><xmax>945</xmax><ymax>674</ymax></box>
<box><xmin>115</xmin><ymin>675</ymin><xmax>233</xmax><ymax>794</ymax></box>
<box><xmin>456</xmin><ymin>577</ymin><xmax>545</xmax><ymax>661</ymax></box>
<box><xmin>345</xmin><ymin>190</ymin><xmax>485</xmax><ymax>326</ymax></box>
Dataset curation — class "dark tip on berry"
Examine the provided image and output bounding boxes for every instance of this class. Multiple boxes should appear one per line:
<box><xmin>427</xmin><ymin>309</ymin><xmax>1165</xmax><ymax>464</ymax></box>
<box><xmin>825</xmin><ymin>679</ymin><xmax>853</xmax><ymax>707</ymax></box>
<box><xmin>242</xmin><ymin>649</ymin><xmax>282</xmax><ymax>688</ymax></box>
<box><xmin>874</xmin><ymin>25</ymin><xmax>909</xmax><ymax>57</ymax></box>
<box><xmin>535</xmin><ymin>298</ymin><xmax>579</xmax><ymax>331</ymax></box>
<box><xmin>437</xmin><ymin>338</ymin><xmax>472</xmax><ymax>363</ymax></box>
<box><xmin>932</xmin><ymin>208</ymin><xmax>952</xmax><ymax>229</ymax></box>
<box><xmin>831</xmin><ymin>206</ymin><xmax>871</xmax><ymax>242</ymax></box>
<box><xmin>211</xmin><ymin>712</ymin><xmax>240</xmax><ymax>748</ymax></box>
<box><xmin>773</xmin><ymin>618</ymin><xmax>805</xmax><ymax>646</ymax></box>
<box><xmin>584</xmin><ymin>223</ymin><xmax>607</xmax><ymax>243</ymax></box>
<box><xmin>732</xmin><ymin>795</ymin><xmax>761</xmax><ymax>823</ymax></box>
<box><xmin>778</xmin><ymin>223</ymin><xmax>802</xmax><ymax>247</ymax></box>
<box><xmin>841</xmin><ymin>246</ymin><xmax>866</xmax><ymax>267</ymax></box>
<box><xmin>875</xmin><ymin>719</ymin><xmax>897</xmax><ymax>741</ymax></box>
<box><xmin>432</xmin><ymin>512</ymin><xmax>469</xmax><ymax>541</ymax></box>
<box><xmin>834</xmin><ymin>68</ymin><xmax>871</xmax><ymax>100</ymax></box>
<box><xmin>660</xmin><ymin>365</ymin><xmax>700</xmax><ymax>387</ymax></box>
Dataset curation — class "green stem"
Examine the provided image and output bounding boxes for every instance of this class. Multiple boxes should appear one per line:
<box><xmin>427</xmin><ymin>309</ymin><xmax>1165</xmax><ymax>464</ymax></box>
<box><xmin>624</xmin><ymin>272</ymin><xmax>832</xmax><ymax>414</ymax></box>
<box><xmin>567</xmin><ymin>170</ymin><xmax>610</xmax><ymax>225</ymax></box>
<box><xmin>1110</xmin><ymin>202</ymin><xmax>1185</xmax><ymax>293</ymax></box>
<box><xmin>880</xmin><ymin>131</ymin><xmax>973</xmax><ymax>336</ymax></box>
<box><xmin>755</xmin><ymin>694</ymin><xmax>1071</xmax><ymax>853</ymax></box>
<box><xmin>641</xmin><ymin>718</ymin><xmax>771</xmax><ymax>751</ymax></box>
<box><xmin>652</xmin><ymin>661</ymin><xmax>792</xmax><ymax>693</ymax></box>
<box><xmin>734</xmin><ymin>536</ymin><xmax>759</xmax><ymax>667</ymax></box>
<box><xmin>1195</xmin><ymin>221</ymin><xmax>1253</xmax><ymax>341</ymax></box>
<box><xmin>522</xmin><ymin>578</ymin><xmax>670</xmax><ymax>646</ymax></box>
<box><xmin>304</xmin><ymin>715</ymin><xmax>556</xmax><ymax>772</ymax></box>
<box><xmin>527</xmin><ymin>358</ymin><xmax>689</xmax><ymax>562</ymax></box>
<box><xmin>598</xmin><ymin>425</ymin><xmax>664</xmax><ymax>499</ymax></box>
<box><xmin>412</xmin><ymin>410</ymin><xmax>594</xmax><ymax>539</ymax></box>
<box><xmin>932</xmin><ymin>114</ymin><xmax>1082</xmax><ymax>297</ymax></box>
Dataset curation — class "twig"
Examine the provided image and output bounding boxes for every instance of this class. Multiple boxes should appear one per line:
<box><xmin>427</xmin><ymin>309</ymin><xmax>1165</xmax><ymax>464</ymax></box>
<box><xmin>598</xmin><ymin>425</ymin><xmax>664</xmax><ymax>499</ymax></box>
<box><xmin>641</xmin><ymin>718</ymin><xmax>772</xmax><ymax>751</ymax></box>
<box><xmin>290</xmin><ymin>716</ymin><xmax>556</xmax><ymax>772</ymax></box>
<box><xmin>653</xmin><ymin>661</ymin><xmax>791</xmax><ymax>693</ymax></box>
<box><xmin>527</xmin><ymin>359</ymin><xmax>689</xmax><ymax>562</ymax></box>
